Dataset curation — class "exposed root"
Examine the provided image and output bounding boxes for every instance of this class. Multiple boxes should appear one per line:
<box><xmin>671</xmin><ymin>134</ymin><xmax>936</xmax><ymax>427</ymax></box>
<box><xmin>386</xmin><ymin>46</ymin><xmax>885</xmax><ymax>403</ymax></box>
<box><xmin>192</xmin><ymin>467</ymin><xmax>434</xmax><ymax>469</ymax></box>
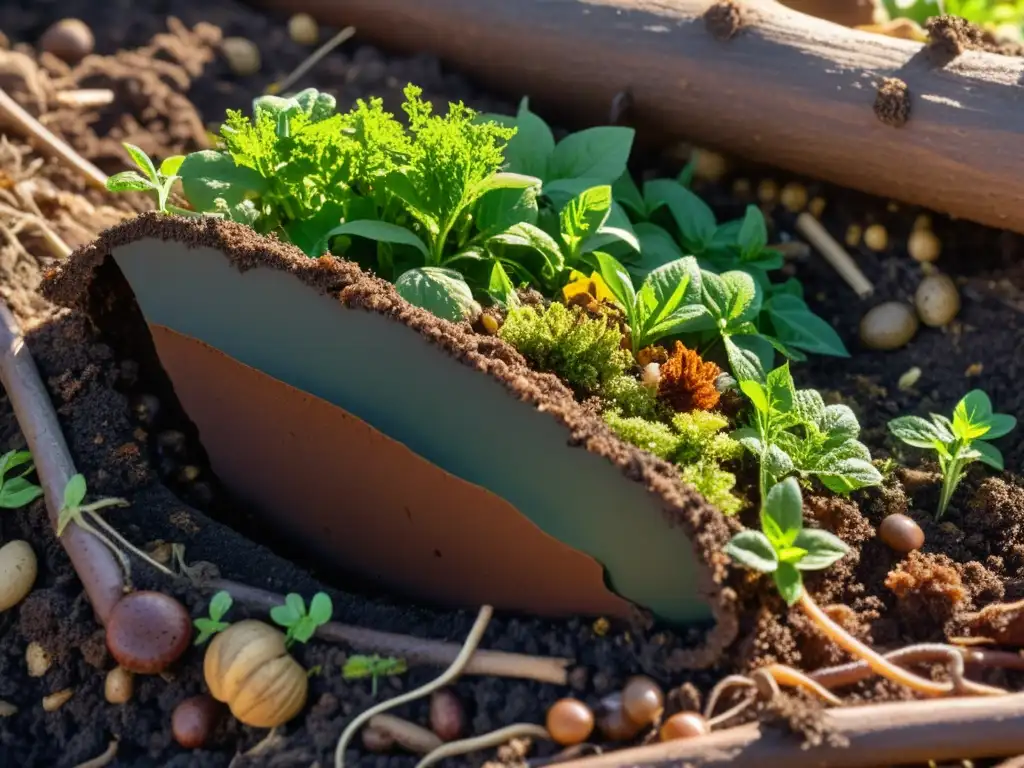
<box><xmin>72</xmin><ymin>740</ymin><xmax>118</xmax><ymax>768</ymax></box>
<box><xmin>415</xmin><ymin>724</ymin><xmax>551</xmax><ymax>768</ymax></box>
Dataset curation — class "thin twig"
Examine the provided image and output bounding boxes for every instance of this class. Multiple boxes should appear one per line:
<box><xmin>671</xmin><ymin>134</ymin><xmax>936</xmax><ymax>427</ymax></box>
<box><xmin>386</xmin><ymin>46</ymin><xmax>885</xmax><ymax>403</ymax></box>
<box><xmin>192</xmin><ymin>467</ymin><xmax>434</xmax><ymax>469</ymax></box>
<box><xmin>202</xmin><ymin>578</ymin><xmax>570</xmax><ymax>684</ymax></box>
<box><xmin>416</xmin><ymin>724</ymin><xmax>551</xmax><ymax>768</ymax></box>
<box><xmin>0</xmin><ymin>88</ymin><xmax>108</xmax><ymax>190</ymax></box>
<box><xmin>334</xmin><ymin>606</ymin><xmax>493</xmax><ymax>768</ymax></box>
<box><xmin>267</xmin><ymin>26</ymin><xmax>356</xmax><ymax>95</ymax></box>
<box><xmin>794</xmin><ymin>212</ymin><xmax>874</xmax><ymax>298</ymax></box>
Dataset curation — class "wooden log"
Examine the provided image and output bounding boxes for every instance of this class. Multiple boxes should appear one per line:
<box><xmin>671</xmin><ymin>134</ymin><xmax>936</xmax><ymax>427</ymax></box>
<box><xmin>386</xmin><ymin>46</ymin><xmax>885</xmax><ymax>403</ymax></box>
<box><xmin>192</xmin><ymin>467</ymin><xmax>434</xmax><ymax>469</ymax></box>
<box><xmin>552</xmin><ymin>692</ymin><xmax>1024</xmax><ymax>768</ymax></box>
<box><xmin>249</xmin><ymin>0</ymin><xmax>1024</xmax><ymax>236</ymax></box>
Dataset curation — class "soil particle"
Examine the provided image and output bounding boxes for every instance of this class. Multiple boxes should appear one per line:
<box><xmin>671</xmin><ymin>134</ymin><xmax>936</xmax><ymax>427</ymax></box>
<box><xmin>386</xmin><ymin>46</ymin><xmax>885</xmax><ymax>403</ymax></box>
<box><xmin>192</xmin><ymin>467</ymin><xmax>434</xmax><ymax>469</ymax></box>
<box><xmin>926</xmin><ymin>14</ymin><xmax>1024</xmax><ymax>60</ymax></box>
<box><xmin>758</xmin><ymin>692</ymin><xmax>839</xmax><ymax>749</ymax></box>
<box><xmin>704</xmin><ymin>1</ymin><xmax>746</xmax><ymax>41</ymax></box>
<box><xmin>874</xmin><ymin>76</ymin><xmax>910</xmax><ymax>128</ymax></box>
<box><xmin>885</xmin><ymin>551</ymin><xmax>966</xmax><ymax>638</ymax></box>
<box><xmin>960</xmin><ymin>598</ymin><xmax>1024</xmax><ymax>645</ymax></box>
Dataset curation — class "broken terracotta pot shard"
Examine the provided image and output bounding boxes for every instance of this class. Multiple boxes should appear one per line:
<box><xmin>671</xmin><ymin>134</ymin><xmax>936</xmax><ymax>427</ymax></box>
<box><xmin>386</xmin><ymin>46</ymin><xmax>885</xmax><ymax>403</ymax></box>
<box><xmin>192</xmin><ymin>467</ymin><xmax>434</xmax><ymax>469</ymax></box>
<box><xmin>40</xmin><ymin>214</ymin><xmax>735</xmax><ymax>642</ymax></box>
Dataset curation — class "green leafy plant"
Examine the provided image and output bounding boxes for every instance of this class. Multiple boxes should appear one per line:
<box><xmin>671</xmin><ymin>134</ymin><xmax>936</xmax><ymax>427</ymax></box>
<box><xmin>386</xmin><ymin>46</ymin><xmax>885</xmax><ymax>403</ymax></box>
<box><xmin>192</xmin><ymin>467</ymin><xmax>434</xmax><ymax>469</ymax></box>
<box><xmin>724</xmin><ymin>477</ymin><xmax>849</xmax><ymax>604</ymax></box>
<box><xmin>734</xmin><ymin>363</ymin><xmax>883</xmax><ymax>498</ymax></box>
<box><xmin>884</xmin><ymin>0</ymin><xmax>1024</xmax><ymax>37</ymax></box>
<box><xmin>193</xmin><ymin>590</ymin><xmax>233</xmax><ymax>645</ymax></box>
<box><xmin>269</xmin><ymin>592</ymin><xmax>333</xmax><ymax>647</ymax></box>
<box><xmin>888</xmin><ymin>389</ymin><xmax>1017</xmax><ymax>519</ymax></box>
<box><xmin>106</xmin><ymin>143</ymin><xmax>188</xmax><ymax>214</ymax></box>
<box><xmin>341</xmin><ymin>654</ymin><xmax>408</xmax><ymax>696</ymax></box>
<box><xmin>57</xmin><ymin>474</ymin><xmax>174</xmax><ymax>578</ymax></box>
<box><xmin>724</xmin><ymin>476</ymin><xmax>964</xmax><ymax>698</ymax></box>
<box><xmin>498</xmin><ymin>301</ymin><xmax>631</xmax><ymax>394</ymax></box>
<box><xmin>604</xmin><ymin>410</ymin><xmax>744</xmax><ymax>514</ymax></box>
<box><xmin>0</xmin><ymin>450</ymin><xmax>42</xmax><ymax>509</ymax></box>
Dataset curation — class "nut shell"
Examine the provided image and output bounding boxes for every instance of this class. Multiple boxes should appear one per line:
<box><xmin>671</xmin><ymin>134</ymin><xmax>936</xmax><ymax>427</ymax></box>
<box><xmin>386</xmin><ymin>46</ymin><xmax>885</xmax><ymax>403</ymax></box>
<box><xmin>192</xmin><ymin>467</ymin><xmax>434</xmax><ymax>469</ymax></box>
<box><xmin>204</xmin><ymin>620</ymin><xmax>307</xmax><ymax>728</ymax></box>
<box><xmin>0</xmin><ymin>540</ymin><xmax>37</xmax><ymax>612</ymax></box>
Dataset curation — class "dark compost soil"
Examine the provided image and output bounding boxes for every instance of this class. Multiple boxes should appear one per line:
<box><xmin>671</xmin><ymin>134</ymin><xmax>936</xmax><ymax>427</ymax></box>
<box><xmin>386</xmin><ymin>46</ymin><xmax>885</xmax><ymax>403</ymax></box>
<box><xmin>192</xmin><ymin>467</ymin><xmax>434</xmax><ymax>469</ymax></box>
<box><xmin>1</xmin><ymin>2</ymin><xmax>1024</xmax><ymax>767</ymax></box>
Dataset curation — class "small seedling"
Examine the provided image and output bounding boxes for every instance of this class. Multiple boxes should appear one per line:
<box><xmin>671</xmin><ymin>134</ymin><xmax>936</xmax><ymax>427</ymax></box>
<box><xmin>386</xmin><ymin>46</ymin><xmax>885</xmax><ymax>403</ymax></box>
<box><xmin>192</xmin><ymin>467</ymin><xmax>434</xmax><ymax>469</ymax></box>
<box><xmin>57</xmin><ymin>474</ymin><xmax>173</xmax><ymax>579</ymax></box>
<box><xmin>105</xmin><ymin>143</ymin><xmax>189</xmax><ymax>214</ymax></box>
<box><xmin>888</xmin><ymin>389</ymin><xmax>1017</xmax><ymax>519</ymax></box>
<box><xmin>0</xmin><ymin>450</ymin><xmax>42</xmax><ymax>509</ymax></box>
<box><xmin>341</xmin><ymin>654</ymin><xmax>408</xmax><ymax>696</ymax></box>
<box><xmin>193</xmin><ymin>590</ymin><xmax>233</xmax><ymax>645</ymax></box>
<box><xmin>269</xmin><ymin>592</ymin><xmax>333</xmax><ymax>647</ymax></box>
<box><xmin>724</xmin><ymin>477</ymin><xmax>849</xmax><ymax>605</ymax></box>
<box><xmin>724</xmin><ymin>476</ymin><xmax>960</xmax><ymax>697</ymax></box>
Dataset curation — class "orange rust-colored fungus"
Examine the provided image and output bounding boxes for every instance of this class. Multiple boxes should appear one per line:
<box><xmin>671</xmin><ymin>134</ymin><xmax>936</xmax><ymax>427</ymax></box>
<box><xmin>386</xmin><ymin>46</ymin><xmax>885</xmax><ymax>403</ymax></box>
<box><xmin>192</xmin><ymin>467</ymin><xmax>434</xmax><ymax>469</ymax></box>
<box><xmin>657</xmin><ymin>342</ymin><xmax>721</xmax><ymax>413</ymax></box>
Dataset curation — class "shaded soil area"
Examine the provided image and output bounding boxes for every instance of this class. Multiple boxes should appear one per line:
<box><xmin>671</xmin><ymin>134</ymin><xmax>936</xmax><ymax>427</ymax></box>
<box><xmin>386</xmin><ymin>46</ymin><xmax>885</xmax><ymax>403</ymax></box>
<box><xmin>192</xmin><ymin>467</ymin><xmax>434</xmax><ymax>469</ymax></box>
<box><xmin>0</xmin><ymin>3</ymin><xmax>1023</xmax><ymax>767</ymax></box>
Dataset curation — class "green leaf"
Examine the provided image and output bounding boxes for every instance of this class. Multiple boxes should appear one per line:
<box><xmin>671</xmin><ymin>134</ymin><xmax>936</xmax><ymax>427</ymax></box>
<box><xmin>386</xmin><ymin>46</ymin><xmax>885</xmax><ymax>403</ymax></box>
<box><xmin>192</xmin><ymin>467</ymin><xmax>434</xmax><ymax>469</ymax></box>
<box><xmin>777</xmin><ymin>546</ymin><xmax>809</xmax><ymax>564</ymax></box>
<box><xmin>953</xmin><ymin>390</ymin><xmax>996</xmax><ymax>441</ymax></box>
<box><xmin>178</xmin><ymin>150</ymin><xmax>269</xmax><ymax>210</ymax></box>
<box><xmin>475</xmin><ymin>185</ymin><xmax>539</xmax><ymax>235</ymax></box>
<box><xmin>470</xmin><ymin>172</ymin><xmax>542</xmax><ymax>204</ymax></box>
<box><xmin>159</xmin><ymin>155</ymin><xmax>185</xmax><ymax>176</ymax></box>
<box><xmin>764</xmin><ymin>444</ymin><xmax>796</xmax><ymax>483</ymax></box>
<box><xmin>488</xmin><ymin>222</ymin><xmax>565</xmax><ymax>279</ymax></box>
<box><xmin>773</xmin><ymin>562</ymin><xmax>804</xmax><ymax>606</ymax></box>
<box><xmin>547</xmin><ymin>126</ymin><xmax>635</xmax><ymax>185</ymax></box>
<box><xmin>560</xmin><ymin>185</ymin><xmax>613</xmax><ymax>253</ymax></box>
<box><xmin>973</xmin><ymin>440</ymin><xmax>1004</xmax><ymax>471</ymax></box>
<box><xmin>763</xmin><ymin>477</ymin><xmax>804</xmax><ymax>548</ymax></box>
<box><xmin>592</xmin><ymin>252</ymin><xmax>637</xmax><ymax>313</ymax></box>
<box><xmin>739</xmin><ymin>379</ymin><xmax>770</xmax><ymax>413</ymax></box>
<box><xmin>487</xmin><ymin>260</ymin><xmax>519</xmax><ymax>307</ymax></box>
<box><xmin>819</xmin><ymin>404</ymin><xmax>861</xmax><ymax>443</ymax></box>
<box><xmin>0</xmin><ymin>478</ymin><xmax>44</xmax><ymax>509</ymax></box>
<box><xmin>105</xmin><ymin>171</ymin><xmax>154</xmax><ymax>193</ymax></box>
<box><xmin>498</xmin><ymin>97</ymin><xmax>556</xmax><ymax>178</ymax></box>
<box><xmin>766</xmin><ymin>364</ymin><xmax>796</xmax><ymax>414</ymax></box>
<box><xmin>643</xmin><ymin>256</ymin><xmax>703</xmax><ymax>329</ymax></box>
<box><xmin>766</xmin><ymin>294</ymin><xmax>849</xmax><ymax>357</ymax></box>
<box><xmin>737</xmin><ymin>205</ymin><xmax>768</xmax><ymax>260</ymax></box>
<box><xmin>271</xmin><ymin>596</ymin><xmax>302</xmax><ymax>627</ymax></box>
<box><xmin>632</xmin><ymin>223</ymin><xmax>685</xmax><ymax>279</ymax></box>
<box><xmin>395</xmin><ymin>267</ymin><xmax>481</xmax><ymax>323</ymax></box>
<box><xmin>793</xmin><ymin>389</ymin><xmax>826</xmax><ymax>426</ymax></box>
<box><xmin>0</xmin><ymin>450</ymin><xmax>33</xmax><ymax>478</ymax></box>
<box><xmin>724</xmin><ymin>336</ymin><xmax>767</xmax><ymax>383</ymax></box>
<box><xmin>612</xmin><ymin>171</ymin><xmax>646</xmax><ymax>218</ymax></box>
<box><xmin>63</xmin><ymin>474</ymin><xmax>87</xmax><ymax>510</ymax></box>
<box><xmin>983</xmin><ymin>413</ymin><xmax>1018</xmax><ymax>440</ymax></box>
<box><xmin>643</xmin><ymin>179</ymin><xmax>716</xmax><ymax>252</ymax></box>
<box><xmin>888</xmin><ymin>415</ymin><xmax>944</xmax><ymax>449</ymax></box>
<box><xmin>582</xmin><ymin>202</ymin><xmax>640</xmax><ymax>254</ymax></box>
<box><xmin>308</xmin><ymin>592</ymin><xmax>333</xmax><ymax>624</ymax></box>
<box><xmin>209</xmin><ymin>591</ymin><xmax>233</xmax><ymax>621</ymax></box>
<box><xmin>809</xmin><ymin>441</ymin><xmax>883</xmax><ymax>494</ymax></box>
<box><xmin>720</xmin><ymin>271</ymin><xmax>761</xmax><ymax>323</ymax></box>
<box><xmin>123</xmin><ymin>143</ymin><xmax>159</xmax><ymax>183</ymax></box>
<box><xmin>793</xmin><ymin>529</ymin><xmax>849</xmax><ymax>570</ymax></box>
<box><xmin>326</xmin><ymin>220</ymin><xmax>430</xmax><ymax>260</ymax></box>
<box><xmin>724</xmin><ymin>530</ymin><xmax>778</xmax><ymax>573</ymax></box>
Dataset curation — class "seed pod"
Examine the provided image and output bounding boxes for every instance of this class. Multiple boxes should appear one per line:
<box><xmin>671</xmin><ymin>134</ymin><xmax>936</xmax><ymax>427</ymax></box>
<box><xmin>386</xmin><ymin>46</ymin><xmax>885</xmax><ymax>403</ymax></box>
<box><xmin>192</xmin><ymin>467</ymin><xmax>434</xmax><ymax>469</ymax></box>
<box><xmin>864</xmin><ymin>224</ymin><xmax>888</xmax><ymax>252</ymax></box>
<box><xmin>659</xmin><ymin>711</ymin><xmax>709</xmax><ymax>741</ymax></box>
<box><xmin>908</xmin><ymin>228</ymin><xmax>941</xmax><ymax>263</ymax></box>
<box><xmin>429</xmin><ymin>688</ymin><xmax>465</xmax><ymax>742</ymax></box>
<box><xmin>0</xmin><ymin>540</ymin><xmax>37</xmax><ymax>612</ymax></box>
<box><xmin>621</xmin><ymin>676</ymin><xmax>665</xmax><ymax>726</ymax></box>
<box><xmin>288</xmin><ymin>13</ymin><xmax>319</xmax><ymax>46</ymax></box>
<box><xmin>43</xmin><ymin>689</ymin><xmax>74</xmax><ymax>712</ymax></box>
<box><xmin>172</xmin><ymin>695</ymin><xmax>223</xmax><ymax>749</ymax></box>
<box><xmin>26</xmin><ymin>642</ymin><xmax>51</xmax><ymax>678</ymax></box>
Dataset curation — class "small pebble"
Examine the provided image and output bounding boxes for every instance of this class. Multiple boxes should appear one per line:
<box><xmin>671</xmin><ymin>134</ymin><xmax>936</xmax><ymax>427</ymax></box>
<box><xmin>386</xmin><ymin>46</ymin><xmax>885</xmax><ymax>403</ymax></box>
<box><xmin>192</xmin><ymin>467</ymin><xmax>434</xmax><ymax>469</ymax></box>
<box><xmin>42</xmin><ymin>689</ymin><xmax>74</xmax><ymax>712</ymax></box>
<box><xmin>808</xmin><ymin>196</ymin><xmax>826</xmax><ymax>218</ymax></box>
<box><xmin>914</xmin><ymin>274</ymin><xmax>960</xmax><ymax>327</ymax></box>
<box><xmin>621</xmin><ymin>676</ymin><xmax>665</xmax><ymax>726</ymax></box>
<box><xmin>859</xmin><ymin>302</ymin><xmax>918</xmax><ymax>351</ymax></box>
<box><xmin>879</xmin><ymin>513</ymin><xmax>925</xmax><ymax>554</ymax></box>
<box><xmin>908</xmin><ymin>228</ymin><xmax>941</xmax><ymax>263</ymax></box>
<box><xmin>897</xmin><ymin>367</ymin><xmax>922</xmax><ymax>391</ymax></box>
<box><xmin>845</xmin><ymin>224</ymin><xmax>862</xmax><ymax>248</ymax></box>
<box><xmin>362</xmin><ymin>723</ymin><xmax>396</xmax><ymax>753</ymax></box>
<box><xmin>659</xmin><ymin>711</ymin><xmax>709</xmax><ymax>741</ymax></box>
<box><xmin>596</xmin><ymin>693</ymin><xmax>642</xmax><ymax>742</ymax></box>
<box><xmin>26</xmin><ymin>642</ymin><xmax>51</xmax><ymax>678</ymax></box>
<box><xmin>172</xmin><ymin>695</ymin><xmax>223</xmax><ymax>749</ymax></box>
<box><xmin>864</xmin><ymin>224</ymin><xmax>888</xmax><ymax>252</ymax></box>
<box><xmin>546</xmin><ymin>699</ymin><xmax>595</xmax><ymax>746</ymax></box>
<box><xmin>39</xmin><ymin>19</ymin><xmax>94</xmax><ymax>64</ymax></box>
<box><xmin>779</xmin><ymin>182</ymin><xmax>808</xmax><ymax>213</ymax></box>
<box><xmin>965</xmin><ymin>362</ymin><xmax>984</xmax><ymax>377</ymax></box>
<box><xmin>756</xmin><ymin>179</ymin><xmax>778</xmax><ymax>205</ymax></box>
<box><xmin>105</xmin><ymin>666</ymin><xmax>134</xmax><ymax>705</ymax></box>
<box><xmin>222</xmin><ymin>37</ymin><xmax>261</xmax><ymax>76</ymax></box>
<box><xmin>288</xmin><ymin>13</ymin><xmax>319</xmax><ymax>46</ymax></box>
<box><xmin>0</xmin><ymin>701</ymin><xmax>17</xmax><ymax>717</ymax></box>
<box><xmin>429</xmin><ymin>688</ymin><xmax>465</xmax><ymax>742</ymax></box>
